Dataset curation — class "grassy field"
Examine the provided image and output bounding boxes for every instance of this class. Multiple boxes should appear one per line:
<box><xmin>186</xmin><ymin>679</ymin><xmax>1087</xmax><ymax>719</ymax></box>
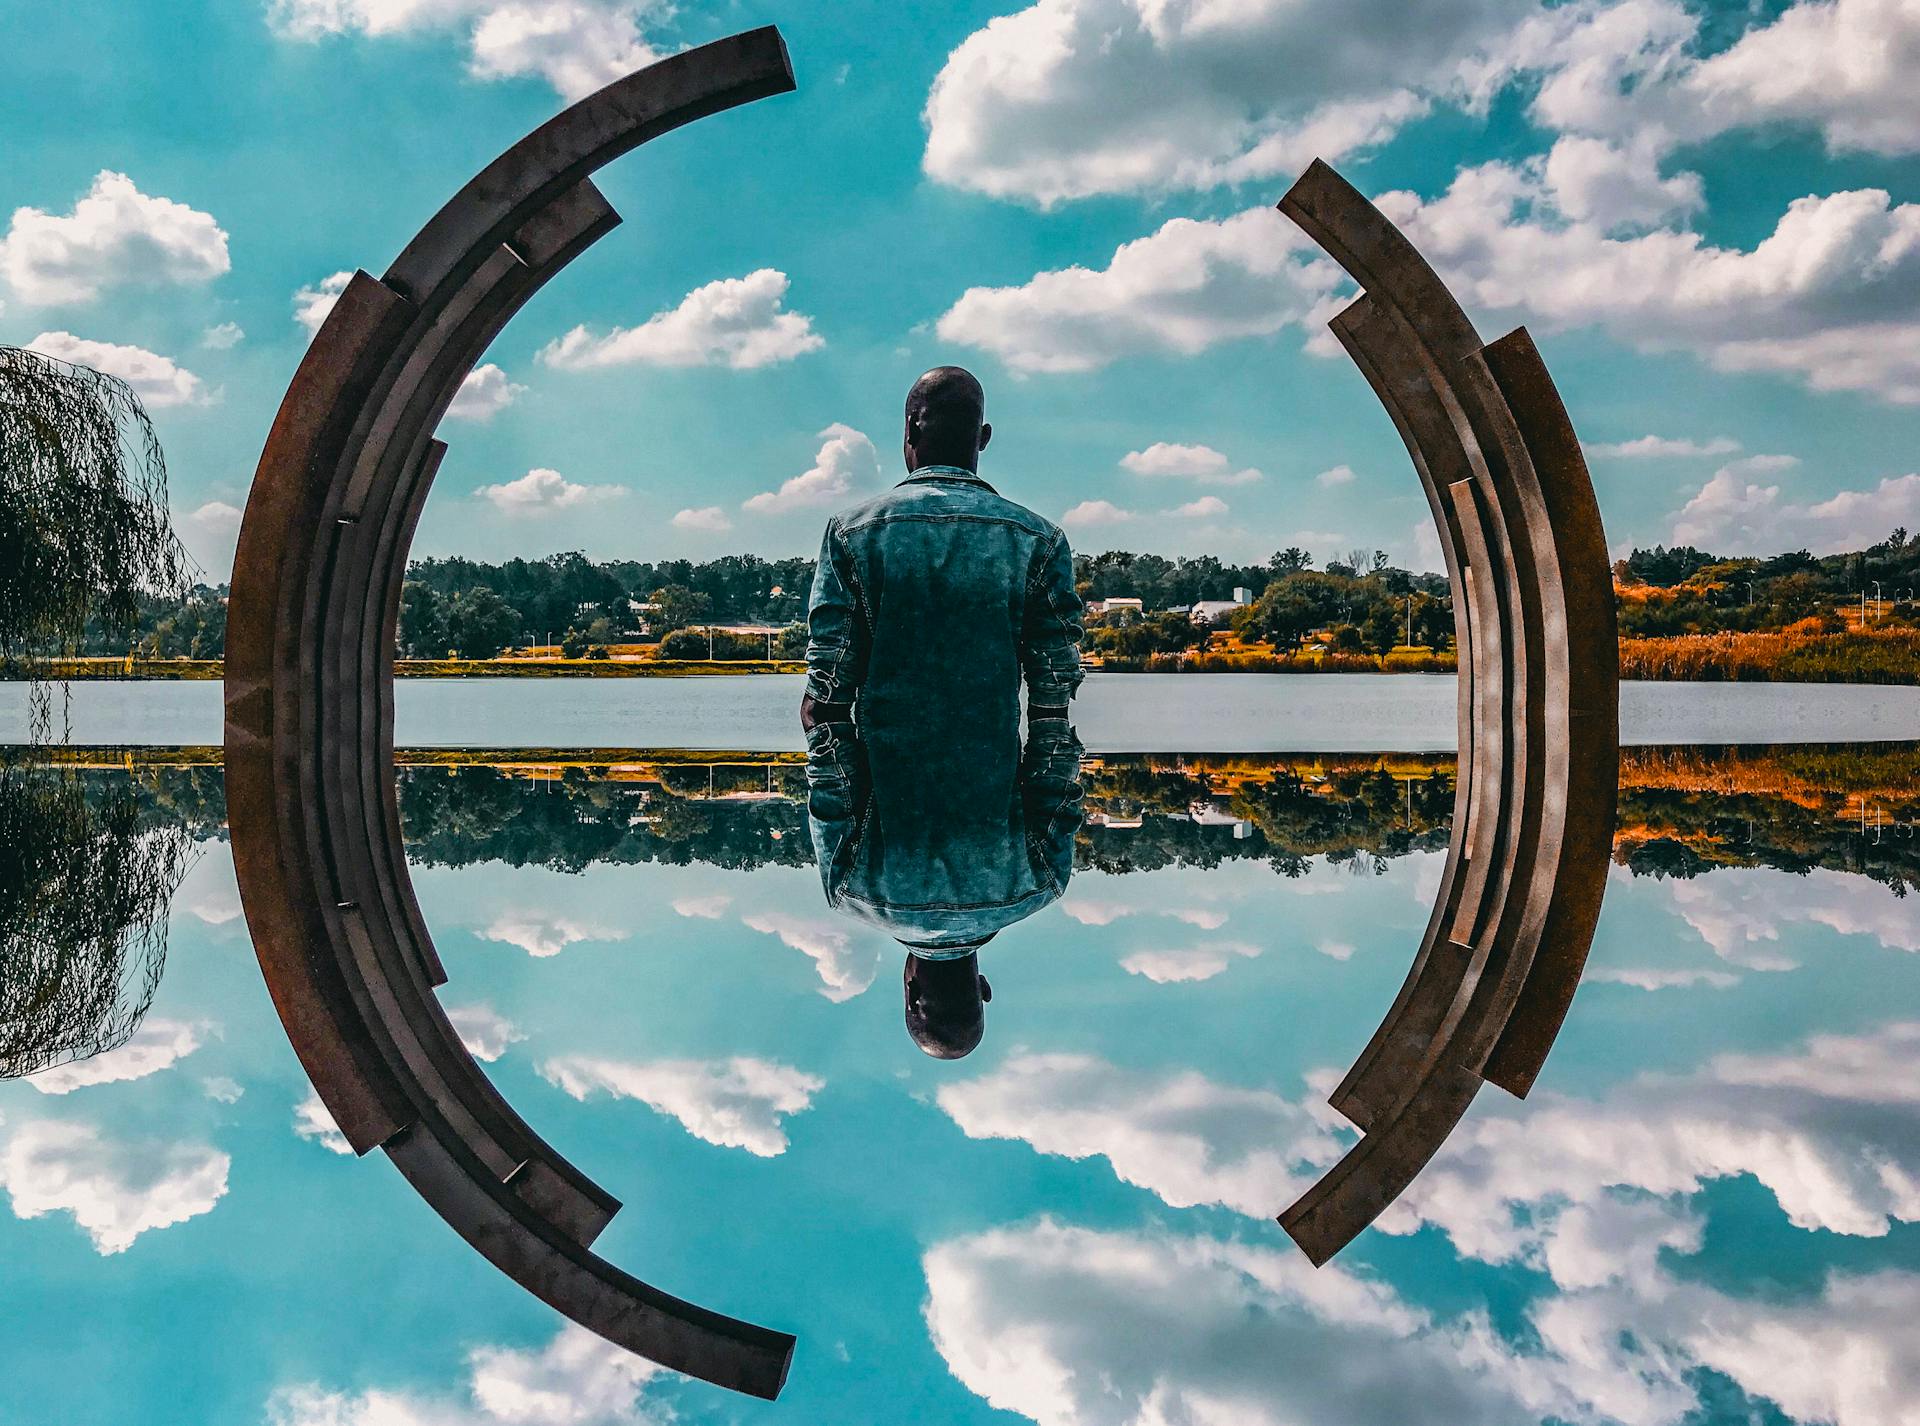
<box><xmin>1618</xmin><ymin>627</ymin><xmax>1920</xmax><ymax>684</ymax></box>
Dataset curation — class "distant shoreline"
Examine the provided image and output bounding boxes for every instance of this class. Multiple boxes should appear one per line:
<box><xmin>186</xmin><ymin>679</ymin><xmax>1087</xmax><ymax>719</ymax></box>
<box><xmin>12</xmin><ymin>628</ymin><xmax>1918</xmax><ymax>685</ymax></box>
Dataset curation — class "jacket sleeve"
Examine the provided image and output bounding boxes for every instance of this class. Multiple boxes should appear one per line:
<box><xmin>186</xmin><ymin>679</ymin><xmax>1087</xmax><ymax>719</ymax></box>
<box><xmin>805</xmin><ymin>722</ymin><xmax>869</xmax><ymax>905</ymax></box>
<box><xmin>804</xmin><ymin>520</ymin><xmax>869</xmax><ymax>704</ymax></box>
<box><xmin>1021</xmin><ymin>528</ymin><xmax>1085</xmax><ymax>706</ymax></box>
<box><xmin>1020</xmin><ymin>718</ymin><xmax>1085</xmax><ymax>895</ymax></box>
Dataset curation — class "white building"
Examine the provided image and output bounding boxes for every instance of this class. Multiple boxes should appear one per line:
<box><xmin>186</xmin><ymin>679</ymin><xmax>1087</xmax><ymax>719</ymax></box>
<box><xmin>1087</xmin><ymin>596</ymin><xmax>1144</xmax><ymax>617</ymax></box>
<box><xmin>1189</xmin><ymin>587</ymin><xmax>1253</xmax><ymax>624</ymax></box>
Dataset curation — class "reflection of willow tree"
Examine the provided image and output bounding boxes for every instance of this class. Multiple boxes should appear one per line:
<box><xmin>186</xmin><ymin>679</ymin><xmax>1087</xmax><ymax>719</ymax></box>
<box><xmin>0</xmin><ymin>762</ymin><xmax>193</xmax><ymax>1079</ymax></box>
<box><xmin>0</xmin><ymin>346</ymin><xmax>188</xmax><ymax>735</ymax></box>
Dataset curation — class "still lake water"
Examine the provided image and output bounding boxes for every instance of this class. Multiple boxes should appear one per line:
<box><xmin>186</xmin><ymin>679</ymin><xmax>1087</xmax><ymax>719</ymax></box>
<box><xmin>4</xmin><ymin>671</ymin><xmax>1920</xmax><ymax>747</ymax></box>
<box><xmin>3</xmin><ymin>689</ymin><xmax>1919</xmax><ymax>1425</ymax></box>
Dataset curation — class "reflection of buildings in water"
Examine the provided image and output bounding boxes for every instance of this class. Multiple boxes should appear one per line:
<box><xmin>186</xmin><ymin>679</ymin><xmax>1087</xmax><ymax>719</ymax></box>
<box><xmin>0</xmin><ymin>761</ymin><xmax>192</xmax><ymax>1083</ymax></box>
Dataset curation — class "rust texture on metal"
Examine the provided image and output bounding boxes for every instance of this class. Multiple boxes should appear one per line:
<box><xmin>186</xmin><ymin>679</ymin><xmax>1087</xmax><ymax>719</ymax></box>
<box><xmin>1274</xmin><ymin>159</ymin><xmax>1620</xmax><ymax>1267</ymax></box>
<box><xmin>223</xmin><ymin>27</ymin><xmax>797</xmax><ymax>1398</ymax></box>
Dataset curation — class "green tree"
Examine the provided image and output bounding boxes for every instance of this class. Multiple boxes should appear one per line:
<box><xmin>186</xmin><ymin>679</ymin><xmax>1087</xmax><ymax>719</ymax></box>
<box><xmin>0</xmin><ymin>346</ymin><xmax>188</xmax><ymax>731</ymax></box>
<box><xmin>651</xmin><ymin>584</ymin><xmax>713</xmax><ymax>634</ymax></box>
<box><xmin>398</xmin><ymin>581</ymin><xmax>448</xmax><ymax>658</ymax></box>
<box><xmin>444</xmin><ymin>586</ymin><xmax>521</xmax><ymax>658</ymax></box>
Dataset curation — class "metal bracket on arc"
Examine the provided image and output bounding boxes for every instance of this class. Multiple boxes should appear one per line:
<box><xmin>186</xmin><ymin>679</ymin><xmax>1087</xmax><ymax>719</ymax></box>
<box><xmin>1273</xmin><ymin>160</ymin><xmax>1620</xmax><ymax>1267</ymax></box>
<box><xmin>223</xmin><ymin>28</ymin><xmax>798</xmax><ymax>1400</ymax></box>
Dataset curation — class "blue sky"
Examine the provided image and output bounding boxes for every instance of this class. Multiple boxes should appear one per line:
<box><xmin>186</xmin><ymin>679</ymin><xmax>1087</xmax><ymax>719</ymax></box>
<box><xmin>3</xmin><ymin>0</ymin><xmax>1918</xmax><ymax>579</ymax></box>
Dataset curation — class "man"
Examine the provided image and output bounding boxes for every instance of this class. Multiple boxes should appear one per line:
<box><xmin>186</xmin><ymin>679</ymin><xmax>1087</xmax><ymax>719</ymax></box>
<box><xmin>800</xmin><ymin>365</ymin><xmax>1085</xmax><ymax>1056</ymax></box>
<box><xmin>799</xmin><ymin>366</ymin><xmax>1083</xmax><ymax>738</ymax></box>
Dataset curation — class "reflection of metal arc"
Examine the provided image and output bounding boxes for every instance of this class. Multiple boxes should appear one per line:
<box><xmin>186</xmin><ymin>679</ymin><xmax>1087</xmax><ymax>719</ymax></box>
<box><xmin>1275</xmin><ymin>161</ymin><xmax>1620</xmax><ymax>1266</ymax></box>
<box><xmin>222</xmin><ymin>30</ymin><xmax>797</xmax><ymax>1399</ymax></box>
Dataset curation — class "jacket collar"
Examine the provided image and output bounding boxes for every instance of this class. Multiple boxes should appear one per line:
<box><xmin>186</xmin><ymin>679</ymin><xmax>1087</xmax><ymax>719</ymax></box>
<box><xmin>903</xmin><ymin>464</ymin><xmax>996</xmax><ymax>492</ymax></box>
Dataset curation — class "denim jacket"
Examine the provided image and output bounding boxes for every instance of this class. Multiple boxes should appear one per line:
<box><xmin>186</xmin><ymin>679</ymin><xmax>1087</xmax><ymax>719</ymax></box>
<box><xmin>805</xmin><ymin>717</ymin><xmax>1085</xmax><ymax>954</ymax></box>
<box><xmin>804</xmin><ymin>467</ymin><xmax>1085</xmax><ymax>734</ymax></box>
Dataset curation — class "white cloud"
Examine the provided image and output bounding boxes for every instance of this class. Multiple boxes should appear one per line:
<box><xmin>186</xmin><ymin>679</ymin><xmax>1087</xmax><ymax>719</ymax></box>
<box><xmin>446</xmin><ymin>363</ymin><xmax>527</xmax><ymax>422</ymax></box>
<box><xmin>670</xmin><ymin>505</ymin><xmax>732</xmax><ymax>533</ymax></box>
<box><xmin>924</xmin><ymin>1219</ymin><xmax>1574</xmax><ymax>1426</ymax></box>
<box><xmin>467</xmin><ymin>0</ymin><xmax>659</xmax><ymax>101</ymax></box>
<box><xmin>1584</xmin><ymin>433</ymin><xmax>1740</xmax><ymax>459</ymax></box>
<box><xmin>0</xmin><ymin>1118</ymin><xmax>229</xmax><ymax>1254</ymax></box>
<box><xmin>476</xmin><ymin>468</ymin><xmax>625</xmax><ymax>515</ymax></box>
<box><xmin>1119</xmin><ymin>442</ymin><xmax>1261</xmax><ymax>484</ymax></box>
<box><xmin>293</xmin><ymin>270</ymin><xmax>353</xmax><ymax>335</ymax></box>
<box><xmin>670</xmin><ymin>892</ymin><xmax>731</xmax><ymax>919</ymax></box>
<box><xmin>1540</xmin><ymin>133</ymin><xmax>1702</xmax><ymax>229</ymax></box>
<box><xmin>180</xmin><ymin>500</ymin><xmax>243</xmax><ymax>576</ymax></box>
<box><xmin>293</xmin><ymin>1089</ymin><xmax>353</xmax><ymax>1154</ymax></box>
<box><xmin>0</xmin><ymin>171</ymin><xmax>229</xmax><ymax>307</ymax></box>
<box><xmin>1381</xmin><ymin>162</ymin><xmax>1920</xmax><ymax>404</ymax></box>
<box><xmin>478</xmin><ymin>910</ymin><xmax>621</xmax><ymax>957</ymax></box>
<box><xmin>541</xmin><ymin>1055</ymin><xmax>823</xmax><ymax>1157</ymax></box>
<box><xmin>1670</xmin><ymin>462</ymin><xmax>1919</xmax><ymax>555</ymax></box>
<box><xmin>922</xmin><ymin>0</ymin><xmax>1535</xmax><ymax>205</ymax></box>
<box><xmin>25</xmin><ymin>1019</ymin><xmax>205</xmax><ymax>1095</ymax></box>
<box><xmin>201</xmin><ymin>321</ymin><xmax>244</xmax><ymax>349</ymax></box>
<box><xmin>1119</xmin><ymin>939</ymin><xmax>1261</xmax><ymax>983</ymax></box>
<box><xmin>1315</xmin><ymin>464</ymin><xmax>1358</xmax><ymax>488</ymax></box>
<box><xmin>1166</xmin><ymin>495</ymin><xmax>1228</xmax><ymax>519</ymax></box>
<box><xmin>202</xmin><ymin>1077</ymin><xmax>245</xmax><ymax>1104</ymax></box>
<box><xmin>936</xmin><ymin>206</ymin><xmax>1339</xmax><ymax>374</ymax></box>
<box><xmin>541</xmin><ymin>269</ymin><xmax>822</xmax><ymax>371</ymax></box>
<box><xmin>1586</xmin><ymin>965</ymin><xmax>1740</xmax><ymax>991</ymax></box>
<box><xmin>741</xmin><ymin>909</ymin><xmax>879</xmax><ymax>1002</ymax></box>
<box><xmin>27</xmin><ymin>331</ymin><xmax>208</xmax><ymax>408</ymax></box>
<box><xmin>1060</xmin><ymin>499</ymin><xmax>1135</xmax><ymax>529</ymax></box>
<box><xmin>1669</xmin><ymin>867</ymin><xmax>1920</xmax><ymax>964</ymax></box>
<box><xmin>741</xmin><ymin>424</ymin><xmax>878</xmax><ymax>516</ymax></box>
<box><xmin>941</xmin><ymin>1053</ymin><xmax>1339</xmax><ymax>1214</ymax></box>
<box><xmin>272</xmin><ymin>0</ymin><xmax>666</xmax><ymax>102</ymax></box>
<box><xmin>268</xmin><ymin>1323</ymin><xmax>665</xmax><ymax>1426</ymax></box>
<box><xmin>445</xmin><ymin>1004</ymin><xmax>524</xmax><ymax>1062</ymax></box>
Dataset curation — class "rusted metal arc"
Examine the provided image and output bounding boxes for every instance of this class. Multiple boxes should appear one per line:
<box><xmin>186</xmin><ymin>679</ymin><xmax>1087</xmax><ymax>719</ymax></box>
<box><xmin>1275</xmin><ymin>160</ymin><xmax>1619</xmax><ymax>1266</ymax></box>
<box><xmin>223</xmin><ymin>28</ymin><xmax>797</xmax><ymax>1398</ymax></box>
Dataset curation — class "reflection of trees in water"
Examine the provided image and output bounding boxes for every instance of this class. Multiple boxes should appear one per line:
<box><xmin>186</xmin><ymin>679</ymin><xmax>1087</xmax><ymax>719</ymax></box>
<box><xmin>0</xmin><ymin>763</ymin><xmax>194</xmax><ymax>1080</ymax></box>
<box><xmin>397</xmin><ymin>765</ymin><xmax>814</xmax><ymax>873</ymax></box>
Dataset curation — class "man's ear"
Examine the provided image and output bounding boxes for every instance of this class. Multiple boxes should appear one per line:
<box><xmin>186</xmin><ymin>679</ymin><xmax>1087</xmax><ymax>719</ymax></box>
<box><xmin>978</xmin><ymin>422</ymin><xmax>993</xmax><ymax>453</ymax></box>
<box><xmin>979</xmin><ymin>975</ymin><xmax>992</xmax><ymax>1003</ymax></box>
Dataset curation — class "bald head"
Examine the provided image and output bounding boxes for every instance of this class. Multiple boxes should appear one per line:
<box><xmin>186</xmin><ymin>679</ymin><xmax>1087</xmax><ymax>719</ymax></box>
<box><xmin>904</xmin><ymin>366</ymin><xmax>991</xmax><ymax>473</ymax></box>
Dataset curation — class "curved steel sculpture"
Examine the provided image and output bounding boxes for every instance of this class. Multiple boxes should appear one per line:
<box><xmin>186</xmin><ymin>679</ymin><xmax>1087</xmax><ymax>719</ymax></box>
<box><xmin>223</xmin><ymin>28</ymin><xmax>797</xmax><ymax>1399</ymax></box>
<box><xmin>1275</xmin><ymin>161</ymin><xmax>1619</xmax><ymax>1265</ymax></box>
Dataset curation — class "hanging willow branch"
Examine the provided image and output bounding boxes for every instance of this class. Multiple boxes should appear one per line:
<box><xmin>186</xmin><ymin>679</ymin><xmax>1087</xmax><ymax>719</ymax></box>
<box><xmin>0</xmin><ymin>346</ymin><xmax>189</xmax><ymax>731</ymax></box>
<box><xmin>0</xmin><ymin>760</ymin><xmax>192</xmax><ymax>1081</ymax></box>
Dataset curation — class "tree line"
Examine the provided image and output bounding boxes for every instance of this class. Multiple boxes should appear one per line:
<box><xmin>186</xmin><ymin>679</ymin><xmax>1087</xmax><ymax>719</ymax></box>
<box><xmin>61</xmin><ymin>527</ymin><xmax>1920</xmax><ymax>661</ymax></box>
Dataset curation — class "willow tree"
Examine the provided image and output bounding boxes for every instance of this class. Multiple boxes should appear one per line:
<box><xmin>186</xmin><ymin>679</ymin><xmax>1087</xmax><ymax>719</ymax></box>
<box><xmin>0</xmin><ymin>344</ymin><xmax>188</xmax><ymax>737</ymax></box>
<box><xmin>0</xmin><ymin>346</ymin><xmax>193</xmax><ymax>1078</ymax></box>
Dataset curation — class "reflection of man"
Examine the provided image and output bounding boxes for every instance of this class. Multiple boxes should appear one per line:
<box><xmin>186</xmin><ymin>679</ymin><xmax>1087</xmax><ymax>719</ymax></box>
<box><xmin>798</xmin><ymin>366</ymin><xmax>1084</xmax><ymax>740</ymax></box>
<box><xmin>799</xmin><ymin>364</ymin><xmax>1086</xmax><ymax>1057</ymax></box>
<box><xmin>805</xmin><ymin>718</ymin><xmax>1083</xmax><ymax>1058</ymax></box>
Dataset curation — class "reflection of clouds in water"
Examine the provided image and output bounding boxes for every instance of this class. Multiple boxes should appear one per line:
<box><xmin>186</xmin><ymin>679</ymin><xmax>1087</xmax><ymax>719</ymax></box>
<box><xmin>1119</xmin><ymin>941</ymin><xmax>1261</xmax><ymax>984</ymax></box>
<box><xmin>445</xmin><ymin>1004</ymin><xmax>523</xmax><ymax>1063</ymax></box>
<box><xmin>740</xmin><ymin>911</ymin><xmax>880</xmax><ymax>1002</ymax></box>
<box><xmin>267</xmin><ymin>1323</ymin><xmax>666</xmax><ymax>1426</ymax></box>
<box><xmin>669</xmin><ymin>893</ymin><xmax>732</xmax><ymax>920</ymax></box>
<box><xmin>931</xmin><ymin>1025</ymin><xmax>1920</xmax><ymax>1425</ymax></box>
<box><xmin>924</xmin><ymin>1220</ymin><xmax>1571</xmax><ymax>1426</ymax></box>
<box><xmin>1586</xmin><ymin>966</ymin><xmax>1740</xmax><ymax>991</ymax></box>
<box><xmin>540</xmin><ymin>1055</ymin><xmax>823</xmax><ymax>1158</ymax></box>
<box><xmin>1062</xmin><ymin>899</ymin><xmax>1230</xmax><ymax>929</ymax></box>
<box><xmin>1668</xmin><ymin>867</ymin><xmax>1920</xmax><ymax>970</ymax></box>
<box><xmin>292</xmin><ymin>1089</ymin><xmax>352</xmax><ymax>1155</ymax></box>
<box><xmin>0</xmin><ymin>1117</ymin><xmax>229</xmax><ymax>1255</ymax></box>
<box><xmin>24</xmin><ymin>1017</ymin><xmax>206</xmax><ymax>1094</ymax></box>
<box><xmin>477</xmin><ymin>911</ymin><xmax>622</xmax><ymax>958</ymax></box>
<box><xmin>939</xmin><ymin>1053</ymin><xmax>1342</xmax><ymax>1216</ymax></box>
